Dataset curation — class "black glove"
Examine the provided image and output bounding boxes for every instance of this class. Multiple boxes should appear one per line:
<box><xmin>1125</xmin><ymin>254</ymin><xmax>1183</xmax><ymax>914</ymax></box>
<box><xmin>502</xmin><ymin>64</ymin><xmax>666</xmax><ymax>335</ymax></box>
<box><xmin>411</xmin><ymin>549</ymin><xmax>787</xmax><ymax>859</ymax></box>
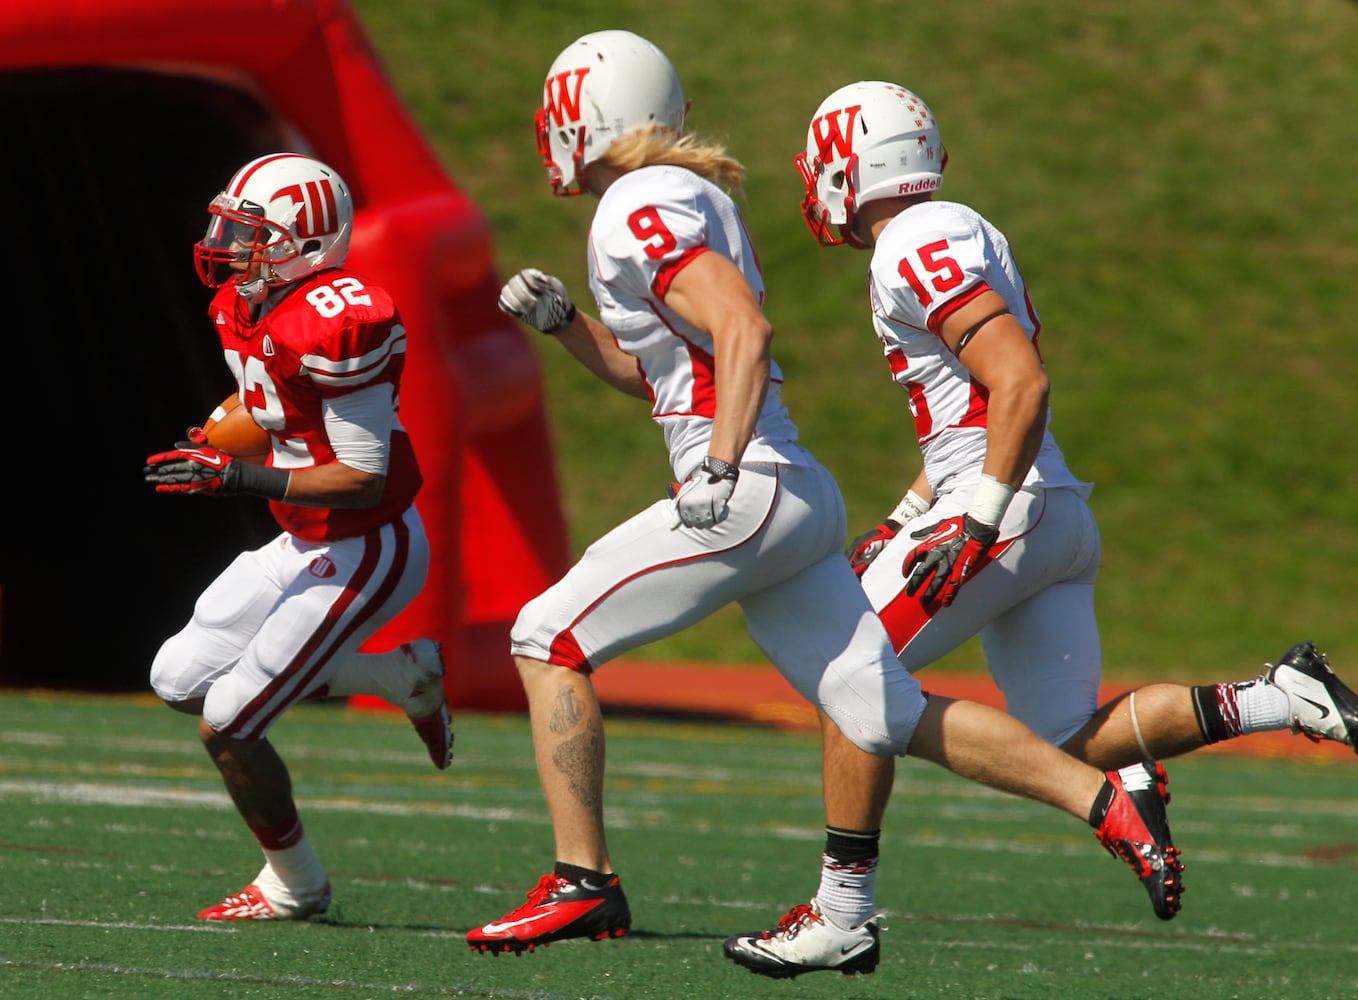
<box><xmin>902</xmin><ymin>514</ymin><xmax>999</xmax><ymax>607</ymax></box>
<box><xmin>144</xmin><ymin>445</ymin><xmax>289</xmax><ymax>499</ymax></box>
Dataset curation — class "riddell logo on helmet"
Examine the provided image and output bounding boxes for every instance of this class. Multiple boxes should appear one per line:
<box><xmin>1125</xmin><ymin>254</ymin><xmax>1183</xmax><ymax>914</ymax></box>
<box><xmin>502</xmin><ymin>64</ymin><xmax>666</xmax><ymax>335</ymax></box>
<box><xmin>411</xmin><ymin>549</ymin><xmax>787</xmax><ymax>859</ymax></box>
<box><xmin>898</xmin><ymin>178</ymin><xmax>942</xmax><ymax>194</ymax></box>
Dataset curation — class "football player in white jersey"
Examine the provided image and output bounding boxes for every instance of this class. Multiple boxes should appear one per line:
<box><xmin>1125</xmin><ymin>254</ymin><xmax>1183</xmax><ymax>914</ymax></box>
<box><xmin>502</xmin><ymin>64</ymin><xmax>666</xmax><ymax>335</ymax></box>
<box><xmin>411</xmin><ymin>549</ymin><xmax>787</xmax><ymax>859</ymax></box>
<box><xmin>468</xmin><ymin>32</ymin><xmax>1189</xmax><ymax>974</ymax></box>
<box><xmin>143</xmin><ymin>153</ymin><xmax>453</xmax><ymax>922</ymax></box>
<box><xmin>788</xmin><ymin>73</ymin><xmax>1358</xmax><ymax>948</ymax></box>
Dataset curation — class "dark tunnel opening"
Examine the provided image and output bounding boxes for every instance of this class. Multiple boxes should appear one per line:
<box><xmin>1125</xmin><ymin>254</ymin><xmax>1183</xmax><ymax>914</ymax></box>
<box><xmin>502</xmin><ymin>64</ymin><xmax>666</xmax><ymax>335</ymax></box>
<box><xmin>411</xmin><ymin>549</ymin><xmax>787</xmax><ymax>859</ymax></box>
<box><xmin>0</xmin><ymin>68</ymin><xmax>292</xmax><ymax>690</ymax></box>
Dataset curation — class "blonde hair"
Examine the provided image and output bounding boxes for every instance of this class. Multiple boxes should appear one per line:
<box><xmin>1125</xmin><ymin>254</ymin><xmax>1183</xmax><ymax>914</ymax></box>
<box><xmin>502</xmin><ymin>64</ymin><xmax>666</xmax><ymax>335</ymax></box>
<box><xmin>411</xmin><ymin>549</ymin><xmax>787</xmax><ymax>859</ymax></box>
<box><xmin>600</xmin><ymin>127</ymin><xmax>747</xmax><ymax>198</ymax></box>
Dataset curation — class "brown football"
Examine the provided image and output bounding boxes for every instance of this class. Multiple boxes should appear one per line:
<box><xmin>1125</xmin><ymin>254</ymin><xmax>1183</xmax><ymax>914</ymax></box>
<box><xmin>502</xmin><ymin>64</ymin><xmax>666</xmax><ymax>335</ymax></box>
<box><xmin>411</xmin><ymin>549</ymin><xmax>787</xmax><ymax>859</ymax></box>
<box><xmin>203</xmin><ymin>394</ymin><xmax>271</xmax><ymax>465</ymax></box>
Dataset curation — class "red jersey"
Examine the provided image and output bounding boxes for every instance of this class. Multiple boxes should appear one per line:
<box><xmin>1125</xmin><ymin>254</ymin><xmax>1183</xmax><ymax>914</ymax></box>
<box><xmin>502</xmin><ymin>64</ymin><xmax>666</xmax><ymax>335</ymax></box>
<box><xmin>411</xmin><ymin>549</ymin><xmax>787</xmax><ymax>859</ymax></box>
<box><xmin>207</xmin><ymin>268</ymin><xmax>423</xmax><ymax>542</ymax></box>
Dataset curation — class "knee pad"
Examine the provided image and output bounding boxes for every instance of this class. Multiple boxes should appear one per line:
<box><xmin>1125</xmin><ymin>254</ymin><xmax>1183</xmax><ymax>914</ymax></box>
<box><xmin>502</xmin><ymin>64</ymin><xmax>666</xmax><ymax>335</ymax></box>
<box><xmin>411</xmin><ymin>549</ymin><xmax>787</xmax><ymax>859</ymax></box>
<box><xmin>818</xmin><ymin>665</ymin><xmax>925</xmax><ymax>757</ymax></box>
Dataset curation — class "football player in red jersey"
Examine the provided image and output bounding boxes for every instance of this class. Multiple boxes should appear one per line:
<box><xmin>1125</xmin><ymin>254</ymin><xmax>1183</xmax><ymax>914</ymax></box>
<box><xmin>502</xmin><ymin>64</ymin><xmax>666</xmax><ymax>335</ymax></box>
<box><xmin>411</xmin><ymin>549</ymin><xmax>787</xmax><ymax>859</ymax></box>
<box><xmin>144</xmin><ymin>153</ymin><xmax>452</xmax><ymax>921</ymax></box>
<box><xmin>467</xmin><ymin>33</ymin><xmax>1185</xmax><ymax>973</ymax></box>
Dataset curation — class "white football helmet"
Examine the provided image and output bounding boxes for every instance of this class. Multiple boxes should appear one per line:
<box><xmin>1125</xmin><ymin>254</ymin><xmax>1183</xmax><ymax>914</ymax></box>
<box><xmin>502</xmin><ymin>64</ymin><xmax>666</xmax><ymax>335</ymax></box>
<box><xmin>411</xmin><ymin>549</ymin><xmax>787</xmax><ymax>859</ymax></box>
<box><xmin>194</xmin><ymin>153</ymin><xmax>354</xmax><ymax>300</ymax></box>
<box><xmin>795</xmin><ymin>81</ymin><xmax>945</xmax><ymax>248</ymax></box>
<box><xmin>535</xmin><ymin>30</ymin><xmax>687</xmax><ymax>196</ymax></box>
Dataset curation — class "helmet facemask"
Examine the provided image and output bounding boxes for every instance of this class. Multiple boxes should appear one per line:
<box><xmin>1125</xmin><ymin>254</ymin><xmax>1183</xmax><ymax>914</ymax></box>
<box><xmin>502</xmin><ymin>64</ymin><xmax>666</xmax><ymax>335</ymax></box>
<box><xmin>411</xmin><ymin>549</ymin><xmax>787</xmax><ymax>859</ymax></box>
<box><xmin>194</xmin><ymin>196</ymin><xmax>299</xmax><ymax>299</ymax></box>
<box><xmin>535</xmin><ymin>104</ymin><xmax>589</xmax><ymax>197</ymax></box>
<box><xmin>795</xmin><ymin>148</ymin><xmax>864</xmax><ymax>249</ymax></box>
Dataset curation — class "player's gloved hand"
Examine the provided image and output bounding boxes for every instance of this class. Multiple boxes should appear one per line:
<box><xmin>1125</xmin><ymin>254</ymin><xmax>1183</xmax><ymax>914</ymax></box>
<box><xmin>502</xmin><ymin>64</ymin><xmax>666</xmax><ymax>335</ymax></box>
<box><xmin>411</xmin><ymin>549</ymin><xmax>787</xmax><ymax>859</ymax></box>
<box><xmin>498</xmin><ymin>268</ymin><xmax>576</xmax><ymax>334</ymax></box>
<box><xmin>847</xmin><ymin>520</ymin><xmax>901</xmax><ymax>577</ymax></box>
<box><xmin>672</xmin><ymin>457</ymin><xmax>739</xmax><ymax>529</ymax></box>
<box><xmin>847</xmin><ymin>488</ymin><xmax>932</xmax><ymax>576</ymax></box>
<box><xmin>144</xmin><ymin>444</ymin><xmax>242</xmax><ymax>495</ymax></box>
<box><xmin>902</xmin><ymin>514</ymin><xmax>999</xmax><ymax>606</ymax></box>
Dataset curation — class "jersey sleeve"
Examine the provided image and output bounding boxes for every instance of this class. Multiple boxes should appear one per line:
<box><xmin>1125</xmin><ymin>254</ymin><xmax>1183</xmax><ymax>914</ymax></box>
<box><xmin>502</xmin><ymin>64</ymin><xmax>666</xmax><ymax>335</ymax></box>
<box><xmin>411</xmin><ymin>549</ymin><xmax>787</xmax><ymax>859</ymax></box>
<box><xmin>590</xmin><ymin>176</ymin><xmax>710</xmax><ymax>307</ymax></box>
<box><xmin>874</xmin><ymin>208</ymin><xmax>993</xmax><ymax>336</ymax></box>
<box><xmin>295</xmin><ymin>275</ymin><xmax>408</xmax><ymax>401</ymax></box>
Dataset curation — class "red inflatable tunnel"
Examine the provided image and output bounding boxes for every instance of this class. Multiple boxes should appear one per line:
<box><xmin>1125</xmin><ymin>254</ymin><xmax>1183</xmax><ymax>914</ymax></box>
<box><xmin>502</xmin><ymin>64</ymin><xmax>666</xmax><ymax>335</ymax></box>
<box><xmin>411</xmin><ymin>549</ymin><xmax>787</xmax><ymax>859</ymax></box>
<box><xmin>0</xmin><ymin>0</ymin><xmax>569</xmax><ymax>710</ymax></box>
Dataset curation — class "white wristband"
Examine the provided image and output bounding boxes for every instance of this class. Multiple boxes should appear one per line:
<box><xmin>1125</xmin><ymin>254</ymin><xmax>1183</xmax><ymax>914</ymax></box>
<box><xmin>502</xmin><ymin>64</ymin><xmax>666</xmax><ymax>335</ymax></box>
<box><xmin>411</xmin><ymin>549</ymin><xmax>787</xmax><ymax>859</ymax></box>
<box><xmin>968</xmin><ymin>473</ymin><xmax>1014</xmax><ymax>528</ymax></box>
<box><xmin>890</xmin><ymin>489</ymin><xmax>931</xmax><ymax>524</ymax></box>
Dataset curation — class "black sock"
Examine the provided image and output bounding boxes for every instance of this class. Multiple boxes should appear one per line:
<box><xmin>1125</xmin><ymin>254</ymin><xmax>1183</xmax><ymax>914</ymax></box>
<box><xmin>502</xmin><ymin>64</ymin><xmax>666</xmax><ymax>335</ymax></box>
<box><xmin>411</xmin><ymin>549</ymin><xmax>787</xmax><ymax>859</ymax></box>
<box><xmin>1087</xmin><ymin>777</ymin><xmax>1116</xmax><ymax>828</ymax></box>
<box><xmin>1191</xmin><ymin>685</ymin><xmax>1230</xmax><ymax>744</ymax></box>
<box><xmin>824</xmin><ymin>826</ymin><xmax>880</xmax><ymax>864</ymax></box>
<box><xmin>555</xmin><ymin>861</ymin><xmax>612</xmax><ymax>885</ymax></box>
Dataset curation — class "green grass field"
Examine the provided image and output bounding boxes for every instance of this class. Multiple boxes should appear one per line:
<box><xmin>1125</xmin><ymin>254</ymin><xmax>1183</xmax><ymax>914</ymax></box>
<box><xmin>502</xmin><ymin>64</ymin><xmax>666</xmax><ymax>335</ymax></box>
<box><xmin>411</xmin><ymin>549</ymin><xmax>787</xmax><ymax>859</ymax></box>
<box><xmin>349</xmin><ymin>0</ymin><xmax>1358</xmax><ymax>680</ymax></box>
<box><xmin>3</xmin><ymin>691</ymin><xmax>1356</xmax><ymax>999</ymax></box>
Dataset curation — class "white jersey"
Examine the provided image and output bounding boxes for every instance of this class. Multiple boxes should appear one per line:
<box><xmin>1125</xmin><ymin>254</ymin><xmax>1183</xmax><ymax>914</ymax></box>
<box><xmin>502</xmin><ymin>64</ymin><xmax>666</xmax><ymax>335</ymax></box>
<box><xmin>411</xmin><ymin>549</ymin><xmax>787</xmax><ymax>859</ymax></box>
<box><xmin>858</xmin><ymin>200</ymin><xmax>1102</xmax><ymax>748</ymax></box>
<box><xmin>868</xmin><ymin>200</ymin><xmax>1081</xmax><ymax>497</ymax></box>
<box><xmin>588</xmin><ymin>165</ymin><xmax>805</xmax><ymax>481</ymax></box>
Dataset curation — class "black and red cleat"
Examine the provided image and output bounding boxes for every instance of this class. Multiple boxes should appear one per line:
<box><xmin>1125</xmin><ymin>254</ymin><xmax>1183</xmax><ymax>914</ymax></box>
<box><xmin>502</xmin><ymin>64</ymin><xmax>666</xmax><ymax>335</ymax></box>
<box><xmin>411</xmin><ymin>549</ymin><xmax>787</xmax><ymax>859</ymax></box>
<box><xmin>1091</xmin><ymin>761</ymin><xmax>1185</xmax><ymax>920</ymax></box>
<box><xmin>467</xmin><ymin>872</ymin><xmax>631</xmax><ymax>955</ymax></box>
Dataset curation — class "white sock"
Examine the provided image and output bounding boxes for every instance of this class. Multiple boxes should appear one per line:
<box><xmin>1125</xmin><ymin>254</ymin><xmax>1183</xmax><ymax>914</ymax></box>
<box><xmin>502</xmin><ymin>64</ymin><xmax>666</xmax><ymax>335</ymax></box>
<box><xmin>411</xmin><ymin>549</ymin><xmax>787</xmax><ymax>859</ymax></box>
<box><xmin>1235</xmin><ymin>678</ymin><xmax>1292</xmax><ymax>732</ymax></box>
<box><xmin>324</xmin><ymin>648</ymin><xmax>410</xmax><ymax>703</ymax></box>
<box><xmin>815</xmin><ymin>855</ymin><xmax>878</xmax><ymax>930</ymax></box>
<box><xmin>255</xmin><ymin>837</ymin><xmax>328</xmax><ymax>902</ymax></box>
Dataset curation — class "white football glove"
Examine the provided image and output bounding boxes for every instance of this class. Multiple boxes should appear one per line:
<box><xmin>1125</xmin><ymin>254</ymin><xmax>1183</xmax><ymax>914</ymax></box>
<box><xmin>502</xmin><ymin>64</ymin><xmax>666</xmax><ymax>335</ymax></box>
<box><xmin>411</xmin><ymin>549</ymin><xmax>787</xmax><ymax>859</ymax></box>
<box><xmin>673</xmin><ymin>458</ymin><xmax>739</xmax><ymax>529</ymax></box>
<box><xmin>498</xmin><ymin>268</ymin><xmax>576</xmax><ymax>334</ymax></box>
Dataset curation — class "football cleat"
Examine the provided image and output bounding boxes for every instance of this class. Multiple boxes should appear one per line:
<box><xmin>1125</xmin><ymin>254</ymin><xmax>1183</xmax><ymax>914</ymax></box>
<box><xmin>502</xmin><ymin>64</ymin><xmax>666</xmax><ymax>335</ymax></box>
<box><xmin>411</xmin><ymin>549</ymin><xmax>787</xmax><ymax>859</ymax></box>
<box><xmin>399</xmin><ymin>639</ymin><xmax>454</xmax><ymax>770</ymax></box>
<box><xmin>196</xmin><ymin>880</ymin><xmax>331</xmax><ymax>921</ymax></box>
<box><xmin>1093</xmin><ymin>762</ymin><xmax>1184</xmax><ymax>921</ymax></box>
<box><xmin>467</xmin><ymin>872</ymin><xmax>631</xmax><ymax>955</ymax></box>
<box><xmin>723</xmin><ymin>898</ymin><xmax>879</xmax><ymax>979</ymax></box>
<box><xmin>1263</xmin><ymin>642</ymin><xmax>1358</xmax><ymax>753</ymax></box>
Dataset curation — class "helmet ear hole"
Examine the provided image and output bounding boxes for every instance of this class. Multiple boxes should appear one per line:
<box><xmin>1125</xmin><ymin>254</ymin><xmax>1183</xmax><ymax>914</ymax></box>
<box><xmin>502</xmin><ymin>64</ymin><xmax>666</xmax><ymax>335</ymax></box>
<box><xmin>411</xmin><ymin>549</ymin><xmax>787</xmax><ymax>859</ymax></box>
<box><xmin>301</xmin><ymin>240</ymin><xmax>322</xmax><ymax>255</ymax></box>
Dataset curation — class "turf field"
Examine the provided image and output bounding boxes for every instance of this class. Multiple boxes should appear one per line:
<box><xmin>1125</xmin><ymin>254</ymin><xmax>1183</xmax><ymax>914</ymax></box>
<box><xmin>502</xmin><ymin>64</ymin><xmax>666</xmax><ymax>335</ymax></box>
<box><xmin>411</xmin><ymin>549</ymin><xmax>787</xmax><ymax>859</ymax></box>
<box><xmin>1</xmin><ymin>691</ymin><xmax>1355</xmax><ymax>999</ymax></box>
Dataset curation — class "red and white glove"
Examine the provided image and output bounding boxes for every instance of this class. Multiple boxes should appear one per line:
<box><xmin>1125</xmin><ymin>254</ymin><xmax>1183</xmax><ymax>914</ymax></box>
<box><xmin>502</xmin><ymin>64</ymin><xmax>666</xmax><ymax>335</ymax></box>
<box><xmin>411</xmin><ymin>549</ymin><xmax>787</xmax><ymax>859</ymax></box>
<box><xmin>847</xmin><ymin>521</ymin><xmax>901</xmax><ymax>577</ymax></box>
<box><xmin>902</xmin><ymin>514</ymin><xmax>999</xmax><ymax>606</ymax></box>
<box><xmin>847</xmin><ymin>489</ymin><xmax>932</xmax><ymax>576</ymax></box>
<box><xmin>143</xmin><ymin>444</ymin><xmax>289</xmax><ymax>499</ymax></box>
<box><xmin>144</xmin><ymin>444</ymin><xmax>239</xmax><ymax>495</ymax></box>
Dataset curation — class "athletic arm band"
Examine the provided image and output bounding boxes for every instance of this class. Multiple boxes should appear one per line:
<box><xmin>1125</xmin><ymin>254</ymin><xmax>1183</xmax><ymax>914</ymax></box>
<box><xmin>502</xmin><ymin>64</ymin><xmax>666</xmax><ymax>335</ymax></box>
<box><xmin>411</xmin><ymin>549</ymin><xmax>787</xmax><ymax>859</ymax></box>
<box><xmin>953</xmin><ymin>308</ymin><xmax>1010</xmax><ymax>356</ymax></box>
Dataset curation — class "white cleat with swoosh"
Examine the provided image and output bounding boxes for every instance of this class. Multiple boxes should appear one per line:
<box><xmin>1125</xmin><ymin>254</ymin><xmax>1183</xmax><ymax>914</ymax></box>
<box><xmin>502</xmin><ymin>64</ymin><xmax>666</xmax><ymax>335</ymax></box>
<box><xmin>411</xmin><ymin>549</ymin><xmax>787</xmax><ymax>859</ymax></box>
<box><xmin>723</xmin><ymin>898</ymin><xmax>879</xmax><ymax>979</ymax></box>
<box><xmin>1264</xmin><ymin>642</ymin><xmax>1358</xmax><ymax>752</ymax></box>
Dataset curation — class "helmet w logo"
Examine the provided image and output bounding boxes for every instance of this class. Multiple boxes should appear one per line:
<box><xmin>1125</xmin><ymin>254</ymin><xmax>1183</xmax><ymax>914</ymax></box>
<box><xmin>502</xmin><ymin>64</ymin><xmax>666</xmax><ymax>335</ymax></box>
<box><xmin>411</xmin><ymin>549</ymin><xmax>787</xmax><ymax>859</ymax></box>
<box><xmin>544</xmin><ymin>68</ymin><xmax>590</xmax><ymax>127</ymax></box>
<box><xmin>274</xmin><ymin>179</ymin><xmax>340</xmax><ymax>238</ymax></box>
<box><xmin>810</xmin><ymin>105</ymin><xmax>862</xmax><ymax>161</ymax></box>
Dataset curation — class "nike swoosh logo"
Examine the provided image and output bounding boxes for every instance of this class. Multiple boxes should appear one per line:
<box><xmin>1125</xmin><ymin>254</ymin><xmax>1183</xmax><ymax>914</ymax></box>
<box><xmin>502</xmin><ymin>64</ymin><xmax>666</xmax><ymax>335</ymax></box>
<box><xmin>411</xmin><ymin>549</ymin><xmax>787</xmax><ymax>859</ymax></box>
<box><xmin>479</xmin><ymin>900</ymin><xmax>599</xmax><ymax>936</ymax></box>
<box><xmin>840</xmin><ymin>943</ymin><xmax>867</xmax><ymax>956</ymax></box>
<box><xmin>189</xmin><ymin>451</ymin><xmax>226</xmax><ymax>467</ymax></box>
<box><xmin>922</xmin><ymin>521</ymin><xmax>963</xmax><ymax>545</ymax></box>
<box><xmin>1298</xmin><ymin>695</ymin><xmax>1331</xmax><ymax>719</ymax></box>
<box><xmin>479</xmin><ymin>914</ymin><xmax>543</xmax><ymax>935</ymax></box>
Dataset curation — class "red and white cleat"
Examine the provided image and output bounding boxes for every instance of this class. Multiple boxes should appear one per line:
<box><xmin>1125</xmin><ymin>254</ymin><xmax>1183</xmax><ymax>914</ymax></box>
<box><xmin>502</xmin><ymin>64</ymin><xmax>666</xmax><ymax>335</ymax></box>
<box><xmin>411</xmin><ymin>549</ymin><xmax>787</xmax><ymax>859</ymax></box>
<box><xmin>399</xmin><ymin>639</ymin><xmax>454</xmax><ymax>770</ymax></box>
<box><xmin>467</xmin><ymin>872</ymin><xmax>631</xmax><ymax>955</ymax></box>
<box><xmin>196</xmin><ymin>880</ymin><xmax>331</xmax><ymax>921</ymax></box>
